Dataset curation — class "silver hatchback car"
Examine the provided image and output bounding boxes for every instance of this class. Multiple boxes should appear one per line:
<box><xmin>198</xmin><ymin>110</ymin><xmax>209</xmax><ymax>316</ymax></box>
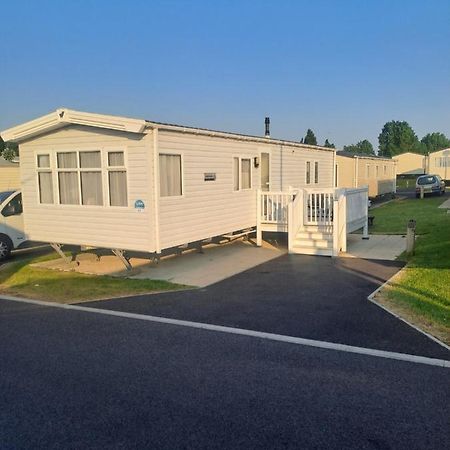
<box><xmin>415</xmin><ymin>174</ymin><xmax>445</xmax><ymax>198</ymax></box>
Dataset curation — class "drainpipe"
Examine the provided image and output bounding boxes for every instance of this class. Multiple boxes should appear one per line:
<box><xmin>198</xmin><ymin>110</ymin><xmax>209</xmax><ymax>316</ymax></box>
<box><xmin>153</xmin><ymin>128</ymin><xmax>161</xmax><ymax>253</ymax></box>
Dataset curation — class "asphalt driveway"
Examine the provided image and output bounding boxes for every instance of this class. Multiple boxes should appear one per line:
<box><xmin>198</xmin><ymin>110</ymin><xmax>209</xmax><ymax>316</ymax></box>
<box><xmin>82</xmin><ymin>255</ymin><xmax>449</xmax><ymax>360</ymax></box>
<box><xmin>1</xmin><ymin>299</ymin><xmax>449</xmax><ymax>450</ymax></box>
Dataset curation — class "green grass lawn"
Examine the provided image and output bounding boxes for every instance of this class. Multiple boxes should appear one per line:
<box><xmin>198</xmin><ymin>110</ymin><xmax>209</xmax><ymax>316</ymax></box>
<box><xmin>0</xmin><ymin>253</ymin><xmax>185</xmax><ymax>303</ymax></box>
<box><xmin>370</xmin><ymin>195</ymin><xmax>450</xmax><ymax>342</ymax></box>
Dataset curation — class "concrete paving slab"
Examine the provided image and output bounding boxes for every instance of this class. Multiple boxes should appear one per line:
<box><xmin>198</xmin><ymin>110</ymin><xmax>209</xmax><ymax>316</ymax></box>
<box><xmin>438</xmin><ymin>198</ymin><xmax>450</xmax><ymax>208</ymax></box>
<box><xmin>341</xmin><ymin>234</ymin><xmax>406</xmax><ymax>260</ymax></box>
<box><xmin>34</xmin><ymin>240</ymin><xmax>284</xmax><ymax>287</ymax></box>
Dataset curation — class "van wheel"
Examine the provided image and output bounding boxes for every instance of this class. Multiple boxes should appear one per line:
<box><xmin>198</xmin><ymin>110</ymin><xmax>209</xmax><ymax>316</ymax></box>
<box><xmin>0</xmin><ymin>237</ymin><xmax>12</xmax><ymax>261</ymax></box>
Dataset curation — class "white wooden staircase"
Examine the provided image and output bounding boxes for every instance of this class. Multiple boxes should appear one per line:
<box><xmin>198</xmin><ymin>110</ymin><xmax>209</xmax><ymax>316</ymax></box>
<box><xmin>257</xmin><ymin>187</ymin><xmax>369</xmax><ymax>257</ymax></box>
<box><xmin>291</xmin><ymin>225</ymin><xmax>333</xmax><ymax>256</ymax></box>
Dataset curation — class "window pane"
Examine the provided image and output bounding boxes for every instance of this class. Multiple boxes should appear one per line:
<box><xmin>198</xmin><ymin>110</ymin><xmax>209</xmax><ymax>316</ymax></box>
<box><xmin>314</xmin><ymin>162</ymin><xmax>319</xmax><ymax>183</ymax></box>
<box><xmin>306</xmin><ymin>161</ymin><xmax>311</xmax><ymax>184</ymax></box>
<box><xmin>159</xmin><ymin>154</ymin><xmax>182</xmax><ymax>197</ymax></box>
<box><xmin>38</xmin><ymin>172</ymin><xmax>54</xmax><ymax>203</ymax></box>
<box><xmin>57</xmin><ymin>152</ymin><xmax>77</xmax><ymax>169</ymax></box>
<box><xmin>233</xmin><ymin>157</ymin><xmax>239</xmax><ymax>191</ymax></box>
<box><xmin>109</xmin><ymin>171</ymin><xmax>128</xmax><ymax>206</ymax></box>
<box><xmin>79</xmin><ymin>151</ymin><xmax>101</xmax><ymax>168</ymax></box>
<box><xmin>58</xmin><ymin>172</ymin><xmax>80</xmax><ymax>204</ymax></box>
<box><xmin>37</xmin><ymin>154</ymin><xmax>50</xmax><ymax>168</ymax></box>
<box><xmin>108</xmin><ymin>152</ymin><xmax>124</xmax><ymax>166</ymax></box>
<box><xmin>81</xmin><ymin>172</ymin><xmax>103</xmax><ymax>205</ymax></box>
<box><xmin>241</xmin><ymin>159</ymin><xmax>251</xmax><ymax>189</ymax></box>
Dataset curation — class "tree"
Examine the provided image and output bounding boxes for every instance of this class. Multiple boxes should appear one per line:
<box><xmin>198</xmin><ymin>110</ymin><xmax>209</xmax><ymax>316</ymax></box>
<box><xmin>0</xmin><ymin>139</ymin><xmax>18</xmax><ymax>161</ymax></box>
<box><xmin>324</xmin><ymin>139</ymin><xmax>335</xmax><ymax>149</ymax></box>
<box><xmin>343</xmin><ymin>139</ymin><xmax>374</xmax><ymax>155</ymax></box>
<box><xmin>378</xmin><ymin>120</ymin><xmax>423</xmax><ymax>157</ymax></box>
<box><xmin>421</xmin><ymin>132</ymin><xmax>450</xmax><ymax>153</ymax></box>
<box><xmin>303</xmin><ymin>129</ymin><xmax>317</xmax><ymax>146</ymax></box>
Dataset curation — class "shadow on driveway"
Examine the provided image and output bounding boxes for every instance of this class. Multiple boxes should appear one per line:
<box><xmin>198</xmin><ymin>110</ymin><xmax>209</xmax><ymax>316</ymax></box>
<box><xmin>81</xmin><ymin>254</ymin><xmax>449</xmax><ymax>360</ymax></box>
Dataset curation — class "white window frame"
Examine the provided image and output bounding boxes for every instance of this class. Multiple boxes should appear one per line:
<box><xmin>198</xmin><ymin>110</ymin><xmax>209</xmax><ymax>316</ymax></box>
<box><xmin>34</xmin><ymin>147</ymin><xmax>128</xmax><ymax>208</ymax></box>
<box><xmin>106</xmin><ymin>149</ymin><xmax>129</xmax><ymax>207</ymax></box>
<box><xmin>159</xmin><ymin>152</ymin><xmax>184</xmax><ymax>198</ymax></box>
<box><xmin>232</xmin><ymin>156</ymin><xmax>253</xmax><ymax>192</ymax></box>
<box><xmin>306</xmin><ymin>161</ymin><xmax>311</xmax><ymax>185</ymax></box>
<box><xmin>36</xmin><ymin>152</ymin><xmax>54</xmax><ymax>205</ymax></box>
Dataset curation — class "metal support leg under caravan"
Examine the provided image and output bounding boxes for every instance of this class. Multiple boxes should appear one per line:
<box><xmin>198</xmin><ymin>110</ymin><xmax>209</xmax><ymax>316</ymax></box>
<box><xmin>50</xmin><ymin>243</ymin><xmax>73</xmax><ymax>266</ymax></box>
<box><xmin>112</xmin><ymin>249</ymin><xmax>132</xmax><ymax>271</ymax></box>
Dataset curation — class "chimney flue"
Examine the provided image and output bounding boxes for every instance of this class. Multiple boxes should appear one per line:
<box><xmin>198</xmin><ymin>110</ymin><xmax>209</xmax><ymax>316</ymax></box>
<box><xmin>264</xmin><ymin>117</ymin><xmax>270</xmax><ymax>137</ymax></box>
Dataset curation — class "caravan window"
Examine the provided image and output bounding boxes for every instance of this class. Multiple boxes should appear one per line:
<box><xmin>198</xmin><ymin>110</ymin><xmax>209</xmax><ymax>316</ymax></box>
<box><xmin>107</xmin><ymin>151</ymin><xmax>127</xmax><ymax>206</ymax></box>
<box><xmin>159</xmin><ymin>154</ymin><xmax>182</xmax><ymax>197</ymax></box>
<box><xmin>80</xmin><ymin>151</ymin><xmax>103</xmax><ymax>206</ymax></box>
<box><xmin>233</xmin><ymin>157</ymin><xmax>240</xmax><ymax>191</ymax></box>
<box><xmin>37</xmin><ymin>153</ymin><xmax>54</xmax><ymax>204</ymax></box>
<box><xmin>241</xmin><ymin>158</ymin><xmax>251</xmax><ymax>189</ymax></box>
<box><xmin>233</xmin><ymin>157</ymin><xmax>252</xmax><ymax>191</ymax></box>
<box><xmin>306</xmin><ymin>161</ymin><xmax>311</xmax><ymax>184</ymax></box>
<box><xmin>57</xmin><ymin>152</ymin><xmax>79</xmax><ymax>205</ymax></box>
<box><xmin>37</xmin><ymin>150</ymin><xmax>128</xmax><ymax>207</ymax></box>
<box><xmin>314</xmin><ymin>162</ymin><xmax>319</xmax><ymax>184</ymax></box>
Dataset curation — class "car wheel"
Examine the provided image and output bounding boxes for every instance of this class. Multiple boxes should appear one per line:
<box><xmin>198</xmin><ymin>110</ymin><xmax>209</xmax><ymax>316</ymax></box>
<box><xmin>0</xmin><ymin>236</ymin><xmax>12</xmax><ymax>261</ymax></box>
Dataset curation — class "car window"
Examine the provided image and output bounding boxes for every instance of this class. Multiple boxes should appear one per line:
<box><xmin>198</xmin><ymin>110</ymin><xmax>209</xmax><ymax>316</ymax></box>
<box><xmin>417</xmin><ymin>176</ymin><xmax>436</xmax><ymax>185</ymax></box>
<box><xmin>1</xmin><ymin>193</ymin><xmax>23</xmax><ymax>217</ymax></box>
<box><xmin>0</xmin><ymin>191</ymin><xmax>15</xmax><ymax>204</ymax></box>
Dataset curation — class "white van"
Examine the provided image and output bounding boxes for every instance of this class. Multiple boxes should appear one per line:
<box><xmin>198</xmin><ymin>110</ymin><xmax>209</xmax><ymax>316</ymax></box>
<box><xmin>0</xmin><ymin>190</ymin><xmax>26</xmax><ymax>261</ymax></box>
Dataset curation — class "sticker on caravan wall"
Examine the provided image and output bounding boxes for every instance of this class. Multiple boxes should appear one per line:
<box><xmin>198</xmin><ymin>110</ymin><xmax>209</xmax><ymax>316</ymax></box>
<box><xmin>134</xmin><ymin>200</ymin><xmax>145</xmax><ymax>212</ymax></box>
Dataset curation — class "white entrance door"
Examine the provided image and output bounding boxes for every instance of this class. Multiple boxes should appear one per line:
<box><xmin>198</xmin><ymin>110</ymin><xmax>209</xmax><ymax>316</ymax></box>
<box><xmin>261</xmin><ymin>153</ymin><xmax>270</xmax><ymax>191</ymax></box>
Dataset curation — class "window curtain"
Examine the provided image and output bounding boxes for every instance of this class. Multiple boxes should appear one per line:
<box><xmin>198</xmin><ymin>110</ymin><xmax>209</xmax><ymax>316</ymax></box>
<box><xmin>80</xmin><ymin>151</ymin><xmax>101</xmax><ymax>168</ymax></box>
<box><xmin>233</xmin><ymin>157</ymin><xmax>239</xmax><ymax>191</ymax></box>
<box><xmin>159</xmin><ymin>154</ymin><xmax>182</xmax><ymax>197</ymax></box>
<box><xmin>38</xmin><ymin>172</ymin><xmax>54</xmax><ymax>203</ymax></box>
<box><xmin>241</xmin><ymin>159</ymin><xmax>251</xmax><ymax>189</ymax></box>
<box><xmin>57</xmin><ymin>152</ymin><xmax>77</xmax><ymax>168</ymax></box>
<box><xmin>109</xmin><ymin>171</ymin><xmax>128</xmax><ymax>206</ymax></box>
<box><xmin>108</xmin><ymin>152</ymin><xmax>124</xmax><ymax>166</ymax></box>
<box><xmin>37</xmin><ymin>154</ymin><xmax>50</xmax><ymax>168</ymax></box>
<box><xmin>58</xmin><ymin>172</ymin><xmax>79</xmax><ymax>204</ymax></box>
<box><xmin>81</xmin><ymin>172</ymin><xmax>103</xmax><ymax>205</ymax></box>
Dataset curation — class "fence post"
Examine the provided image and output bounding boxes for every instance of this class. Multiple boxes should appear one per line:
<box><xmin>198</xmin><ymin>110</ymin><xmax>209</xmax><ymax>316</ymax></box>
<box><xmin>288</xmin><ymin>191</ymin><xmax>293</xmax><ymax>253</ymax></box>
<box><xmin>256</xmin><ymin>189</ymin><xmax>262</xmax><ymax>246</ymax></box>
<box><xmin>406</xmin><ymin>219</ymin><xmax>416</xmax><ymax>255</ymax></box>
<box><xmin>341</xmin><ymin>195</ymin><xmax>347</xmax><ymax>252</ymax></box>
<box><xmin>362</xmin><ymin>188</ymin><xmax>369</xmax><ymax>239</ymax></box>
<box><xmin>332</xmin><ymin>197</ymin><xmax>339</xmax><ymax>257</ymax></box>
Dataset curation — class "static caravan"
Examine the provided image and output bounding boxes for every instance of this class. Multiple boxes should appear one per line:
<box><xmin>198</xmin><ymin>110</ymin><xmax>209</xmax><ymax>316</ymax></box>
<box><xmin>393</xmin><ymin>152</ymin><xmax>426</xmax><ymax>176</ymax></box>
<box><xmin>427</xmin><ymin>148</ymin><xmax>450</xmax><ymax>182</ymax></box>
<box><xmin>335</xmin><ymin>152</ymin><xmax>396</xmax><ymax>198</ymax></box>
<box><xmin>0</xmin><ymin>157</ymin><xmax>20</xmax><ymax>191</ymax></box>
<box><xmin>1</xmin><ymin>108</ymin><xmax>344</xmax><ymax>262</ymax></box>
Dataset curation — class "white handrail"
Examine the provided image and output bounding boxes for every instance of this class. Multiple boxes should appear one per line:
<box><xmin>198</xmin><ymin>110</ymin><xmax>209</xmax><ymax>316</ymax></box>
<box><xmin>288</xmin><ymin>189</ymin><xmax>303</xmax><ymax>252</ymax></box>
<box><xmin>260</xmin><ymin>191</ymin><xmax>296</xmax><ymax>225</ymax></box>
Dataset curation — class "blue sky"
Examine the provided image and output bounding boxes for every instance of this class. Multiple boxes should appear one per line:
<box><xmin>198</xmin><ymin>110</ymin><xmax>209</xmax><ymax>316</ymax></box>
<box><xmin>1</xmin><ymin>0</ymin><xmax>449</xmax><ymax>150</ymax></box>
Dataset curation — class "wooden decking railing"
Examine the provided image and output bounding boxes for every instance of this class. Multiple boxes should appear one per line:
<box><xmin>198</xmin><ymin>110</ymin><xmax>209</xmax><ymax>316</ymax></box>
<box><xmin>257</xmin><ymin>186</ymin><xmax>369</xmax><ymax>256</ymax></box>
